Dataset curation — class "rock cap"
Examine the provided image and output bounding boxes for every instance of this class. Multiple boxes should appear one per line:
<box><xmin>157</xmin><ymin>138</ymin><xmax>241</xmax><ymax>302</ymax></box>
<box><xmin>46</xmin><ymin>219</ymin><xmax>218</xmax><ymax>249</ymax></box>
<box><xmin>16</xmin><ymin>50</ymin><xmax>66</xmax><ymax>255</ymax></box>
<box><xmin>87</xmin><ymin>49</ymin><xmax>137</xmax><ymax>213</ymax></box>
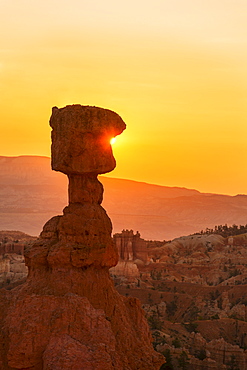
<box><xmin>50</xmin><ymin>104</ymin><xmax>126</xmax><ymax>175</ymax></box>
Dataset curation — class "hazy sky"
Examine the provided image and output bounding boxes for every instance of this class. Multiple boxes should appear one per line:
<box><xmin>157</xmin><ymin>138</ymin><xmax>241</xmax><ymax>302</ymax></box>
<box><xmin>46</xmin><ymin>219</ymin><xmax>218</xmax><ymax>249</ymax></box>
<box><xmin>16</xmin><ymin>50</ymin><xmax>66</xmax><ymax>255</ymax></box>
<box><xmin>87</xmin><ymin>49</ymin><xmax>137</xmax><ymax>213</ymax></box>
<box><xmin>1</xmin><ymin>0</ymin><xmax>247</xmax><ymax>195</ymax></box>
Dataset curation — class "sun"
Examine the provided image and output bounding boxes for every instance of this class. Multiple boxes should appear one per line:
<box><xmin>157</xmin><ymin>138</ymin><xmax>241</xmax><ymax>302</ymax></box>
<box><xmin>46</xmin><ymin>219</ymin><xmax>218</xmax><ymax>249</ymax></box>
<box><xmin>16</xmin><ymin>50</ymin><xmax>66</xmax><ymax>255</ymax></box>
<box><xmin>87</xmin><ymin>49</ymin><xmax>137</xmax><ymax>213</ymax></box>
<box><xmin>110</xmin><ymin>137</ymin><xmax>116</xmax><ymax>145</ymax></box>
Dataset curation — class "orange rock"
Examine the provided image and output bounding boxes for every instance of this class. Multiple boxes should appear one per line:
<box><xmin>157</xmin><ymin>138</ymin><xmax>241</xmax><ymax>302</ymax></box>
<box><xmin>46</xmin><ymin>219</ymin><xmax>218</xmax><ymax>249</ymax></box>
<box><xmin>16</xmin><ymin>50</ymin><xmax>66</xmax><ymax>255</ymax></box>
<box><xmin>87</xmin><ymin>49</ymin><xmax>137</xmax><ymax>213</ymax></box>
<box><xmin>50</xmin><ymin>105</ymin><xmax>126</xmax><ymax>175</ymax></box>
<box><xmin>0</xmin><ymin>105</ymin><xmax>164</xmax><ymax>369</ymax></box>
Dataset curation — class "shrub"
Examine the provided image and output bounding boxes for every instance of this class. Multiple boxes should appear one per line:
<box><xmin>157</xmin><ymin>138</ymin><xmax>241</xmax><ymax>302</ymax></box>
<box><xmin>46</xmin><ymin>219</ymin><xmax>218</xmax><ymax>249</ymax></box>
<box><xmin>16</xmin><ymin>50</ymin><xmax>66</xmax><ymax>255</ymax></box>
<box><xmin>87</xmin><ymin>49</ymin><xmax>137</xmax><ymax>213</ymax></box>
<box><xmin>172</xmin><ymin>337</ymin><xmax>181</xmax><ymax>348</ymax></box>
<box><xmin>148</xmin><ymin>313</ymin><xmax>163</xmax><ymax>330</ymax></box>
<box><xmin>160</xmin><ymin>349</ymin><xmax>174</xmax><ymax>370</ymax></box>
<box><xmin>166</xmin><ymin>300</ymin><xmax>177</xmax><ymax>317</ymax></box>
<box><xmin>195</xmin><ymin>349</ymin><xmax>207</xmax><ymax>361</ymax></box>
<box><xmin>182</xmin><ymin>322</ymin><xmax>198</xmax><ymax>333</ymax></box>
<box><xmin>178</xmin><ymin>351</ymin><xmax>189</xmax><ymax>369</ymax></box>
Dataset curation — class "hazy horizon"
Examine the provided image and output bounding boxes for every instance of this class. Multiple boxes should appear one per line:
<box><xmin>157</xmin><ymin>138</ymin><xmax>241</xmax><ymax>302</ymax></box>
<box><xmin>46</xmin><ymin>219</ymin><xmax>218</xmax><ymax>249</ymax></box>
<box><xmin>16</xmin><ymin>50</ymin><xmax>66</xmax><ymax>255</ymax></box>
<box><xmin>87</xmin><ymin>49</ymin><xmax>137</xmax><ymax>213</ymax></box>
<box><xmin>0</xmin><ymin>154</ymin><xmax>246</xmax><ymax>197</ymax></box>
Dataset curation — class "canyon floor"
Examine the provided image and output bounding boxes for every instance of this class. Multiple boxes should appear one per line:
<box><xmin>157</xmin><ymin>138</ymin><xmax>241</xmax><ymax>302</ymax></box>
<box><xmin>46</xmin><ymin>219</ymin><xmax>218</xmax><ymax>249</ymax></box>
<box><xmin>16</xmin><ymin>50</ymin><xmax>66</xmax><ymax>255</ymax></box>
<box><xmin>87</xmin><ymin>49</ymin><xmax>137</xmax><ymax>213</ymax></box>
<box><xmin>111</xmin><ymin>230</ymin><xmax>247</xmax><ymax>369</ymax></box>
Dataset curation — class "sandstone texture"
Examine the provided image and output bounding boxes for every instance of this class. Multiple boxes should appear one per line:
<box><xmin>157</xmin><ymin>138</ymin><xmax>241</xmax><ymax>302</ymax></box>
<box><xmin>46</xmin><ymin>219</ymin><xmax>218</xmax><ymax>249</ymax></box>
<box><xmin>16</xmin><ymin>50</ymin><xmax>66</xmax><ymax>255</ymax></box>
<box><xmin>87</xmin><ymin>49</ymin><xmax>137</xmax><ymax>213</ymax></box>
<box><xmin>0</xmin><ymin>105</ymin><xmax>163</xmax><ymax>369</ymax></box>
<box><xmin>0</xmin><ymin>254</ymin><xmax>27</xmax><ymax>286</ymax></box>
<box><xmin>50</xmin><ymin>105</ymin><xmax>126</xmax><ymax>175</ymax></box>
<box><xmin>0</xmin><ymin>232</ymin><xmax>34</xmax><ymax>287</ymax></box>
<box><xmin>113</xmin><ymin>231</ymin><xmax>247</xmax><ymax>369</ymax></box>
<box><xmin>3</xmin><ymin>227</ymin><xmax>247</xmax><ymax>368</ymax></box>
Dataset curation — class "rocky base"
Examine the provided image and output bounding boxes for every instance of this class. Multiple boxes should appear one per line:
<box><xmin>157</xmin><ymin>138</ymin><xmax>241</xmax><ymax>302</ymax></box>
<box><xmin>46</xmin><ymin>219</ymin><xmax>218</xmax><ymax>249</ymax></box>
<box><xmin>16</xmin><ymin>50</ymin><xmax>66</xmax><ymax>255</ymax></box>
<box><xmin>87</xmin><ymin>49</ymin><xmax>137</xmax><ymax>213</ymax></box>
<box><xmin>0</xmin><ymin>209</ymin><xmax>164</xmax><ymax>369</ymax></box>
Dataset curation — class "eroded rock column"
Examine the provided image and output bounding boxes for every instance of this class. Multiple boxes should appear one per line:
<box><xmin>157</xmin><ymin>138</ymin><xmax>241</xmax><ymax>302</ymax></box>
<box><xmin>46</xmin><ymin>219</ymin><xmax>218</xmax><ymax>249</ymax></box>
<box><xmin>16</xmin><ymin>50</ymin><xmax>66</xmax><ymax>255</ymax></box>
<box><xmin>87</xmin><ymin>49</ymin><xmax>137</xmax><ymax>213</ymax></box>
<box><xmin>49</xmin><ymin>104</ymin><xmax>125</xmax><ymax>269</ymax></box>
<box><xmin>0</xmin><ymin>105</ymin><xmax>164</xmax><ymax>370</ymax></box>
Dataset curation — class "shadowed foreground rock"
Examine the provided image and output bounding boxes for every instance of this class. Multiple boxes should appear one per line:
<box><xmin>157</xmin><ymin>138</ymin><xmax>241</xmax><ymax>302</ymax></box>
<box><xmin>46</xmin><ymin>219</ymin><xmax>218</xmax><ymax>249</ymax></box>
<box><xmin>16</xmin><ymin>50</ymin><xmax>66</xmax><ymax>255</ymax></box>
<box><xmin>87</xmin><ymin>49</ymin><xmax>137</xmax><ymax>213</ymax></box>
<box><xmin>0</xmin><ymin>105</ymin><xmax>164</xmax><ymax>369</ymax></box>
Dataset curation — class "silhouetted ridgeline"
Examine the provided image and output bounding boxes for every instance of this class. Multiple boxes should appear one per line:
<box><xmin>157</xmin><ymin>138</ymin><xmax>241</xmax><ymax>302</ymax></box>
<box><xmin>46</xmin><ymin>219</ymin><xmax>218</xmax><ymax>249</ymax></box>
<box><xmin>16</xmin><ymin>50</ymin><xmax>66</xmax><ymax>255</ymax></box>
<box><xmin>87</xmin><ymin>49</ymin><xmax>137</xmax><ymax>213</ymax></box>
<box><xmin>0</xmin><ymin>156</ymin><xmax>247</xmax><ymax>240</ymax></box>
<box><xmin>195</xmin><ymin>224</ymin><xmax>247</xmax><ymax>237</ymax></box>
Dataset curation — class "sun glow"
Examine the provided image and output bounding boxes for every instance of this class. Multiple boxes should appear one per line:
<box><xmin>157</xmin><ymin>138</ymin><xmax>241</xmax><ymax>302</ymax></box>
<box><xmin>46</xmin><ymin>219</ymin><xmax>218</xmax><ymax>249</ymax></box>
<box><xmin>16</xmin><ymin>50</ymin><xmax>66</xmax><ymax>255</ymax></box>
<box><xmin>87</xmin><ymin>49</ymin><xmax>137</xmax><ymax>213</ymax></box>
<box><xmin>110</xmin><ymin>137</ymin><xmax>116</xmax><ymax>145</ymax></box>
<box><xmin>0</xmin><ymin>1</ymin><xmax>246</xmax><ymax>195</ymax></box>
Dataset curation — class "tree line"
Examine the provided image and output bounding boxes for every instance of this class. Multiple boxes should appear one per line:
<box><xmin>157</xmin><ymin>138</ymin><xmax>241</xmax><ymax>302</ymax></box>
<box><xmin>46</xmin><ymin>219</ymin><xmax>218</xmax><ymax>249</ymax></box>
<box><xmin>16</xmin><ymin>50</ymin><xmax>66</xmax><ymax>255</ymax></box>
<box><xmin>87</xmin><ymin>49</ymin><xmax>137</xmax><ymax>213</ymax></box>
<box><xmin>195</xmin><ymin>224</ymin><xmax>247</xmax><ymax>237</ymax></box>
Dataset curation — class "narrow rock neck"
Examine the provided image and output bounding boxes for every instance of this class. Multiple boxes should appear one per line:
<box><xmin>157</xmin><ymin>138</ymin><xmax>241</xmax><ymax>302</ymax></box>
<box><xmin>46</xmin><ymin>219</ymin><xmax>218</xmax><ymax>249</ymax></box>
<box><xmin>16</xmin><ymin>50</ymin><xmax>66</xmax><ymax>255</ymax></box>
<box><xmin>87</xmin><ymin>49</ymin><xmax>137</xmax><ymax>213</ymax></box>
<box><xmin>68</xmin><ymin>174</ymin><xmax>104</xmax><ymax>205</ymax></box>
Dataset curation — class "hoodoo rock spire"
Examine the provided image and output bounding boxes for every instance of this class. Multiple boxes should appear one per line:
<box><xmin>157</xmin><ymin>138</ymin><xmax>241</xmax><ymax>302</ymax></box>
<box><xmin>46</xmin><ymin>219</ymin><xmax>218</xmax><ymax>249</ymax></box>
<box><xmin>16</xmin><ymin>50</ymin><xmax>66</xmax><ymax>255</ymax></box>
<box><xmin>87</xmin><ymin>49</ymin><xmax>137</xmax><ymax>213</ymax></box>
<box><xmin>0</xmin><ymin>105</ymin><xmax>164</xmax><ymax>369</ymax></box>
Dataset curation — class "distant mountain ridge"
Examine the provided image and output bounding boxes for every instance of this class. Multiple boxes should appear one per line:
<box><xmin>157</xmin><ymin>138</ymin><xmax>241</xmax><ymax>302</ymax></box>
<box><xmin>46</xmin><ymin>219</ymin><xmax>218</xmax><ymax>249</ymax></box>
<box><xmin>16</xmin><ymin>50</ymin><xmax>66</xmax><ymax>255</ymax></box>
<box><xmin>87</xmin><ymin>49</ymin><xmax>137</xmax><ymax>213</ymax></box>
<box><xmin>0</xmin><ymin>156</ymin><xmax>246</xmax><ymax>240</ymax></box>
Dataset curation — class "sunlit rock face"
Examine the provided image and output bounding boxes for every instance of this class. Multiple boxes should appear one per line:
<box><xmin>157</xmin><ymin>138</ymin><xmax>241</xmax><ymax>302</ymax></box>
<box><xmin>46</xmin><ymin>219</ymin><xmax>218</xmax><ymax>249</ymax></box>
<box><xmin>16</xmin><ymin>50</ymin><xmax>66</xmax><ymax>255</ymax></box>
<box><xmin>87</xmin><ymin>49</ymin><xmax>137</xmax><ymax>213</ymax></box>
<box><xmin>0</xmin><ymin>105</ymin><xmax>164</xmax><ymax>370</ymax></box>
<box><xmin>50</xmin><ymin>104</ymin><xmax>126</xmax><ymax>175</ymax></box>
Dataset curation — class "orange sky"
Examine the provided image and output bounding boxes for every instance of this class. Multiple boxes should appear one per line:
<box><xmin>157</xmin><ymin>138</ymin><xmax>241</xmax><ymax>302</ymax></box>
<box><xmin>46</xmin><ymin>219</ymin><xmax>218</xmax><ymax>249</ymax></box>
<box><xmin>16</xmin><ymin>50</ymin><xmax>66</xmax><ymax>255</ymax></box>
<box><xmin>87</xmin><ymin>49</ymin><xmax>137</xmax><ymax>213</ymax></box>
<box><xmin>1</xmin><ymin>0</ymin><xmax>247</xmax><ymax>195</ymax></box>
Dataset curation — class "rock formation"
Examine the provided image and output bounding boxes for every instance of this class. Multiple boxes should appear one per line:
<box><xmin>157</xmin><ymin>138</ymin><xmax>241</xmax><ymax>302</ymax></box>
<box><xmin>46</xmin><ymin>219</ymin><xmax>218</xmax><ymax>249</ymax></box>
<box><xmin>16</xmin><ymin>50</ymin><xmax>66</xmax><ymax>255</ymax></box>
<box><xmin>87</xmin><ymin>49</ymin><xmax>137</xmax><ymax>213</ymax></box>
<box><xmin>114</xmin><ymin>231</ymin><xmax>247</xmax><ymax>369</ymax></box>
<box><xmin>113</xmin><ymin>229</ymin><xmax>149</xmax><ymax>263</ymax></box>
<box><xmin>0</xmin><ymin>254</ymin><xmax>27</xmax><ymax>287</ymax></box>
<box><xmin>0</xmin><ymin>232</ymin><xmax>35</xmax><ymax>288</ymax></box>
<box><xmin>0</xmin><ymin>105</ymin><xmax>164</xmax><ymax>369</ymax></box>
<box><xmin>110</xmin><ymin>230</ymin><xmax>153</xmax><ymax>283</ymax></box>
